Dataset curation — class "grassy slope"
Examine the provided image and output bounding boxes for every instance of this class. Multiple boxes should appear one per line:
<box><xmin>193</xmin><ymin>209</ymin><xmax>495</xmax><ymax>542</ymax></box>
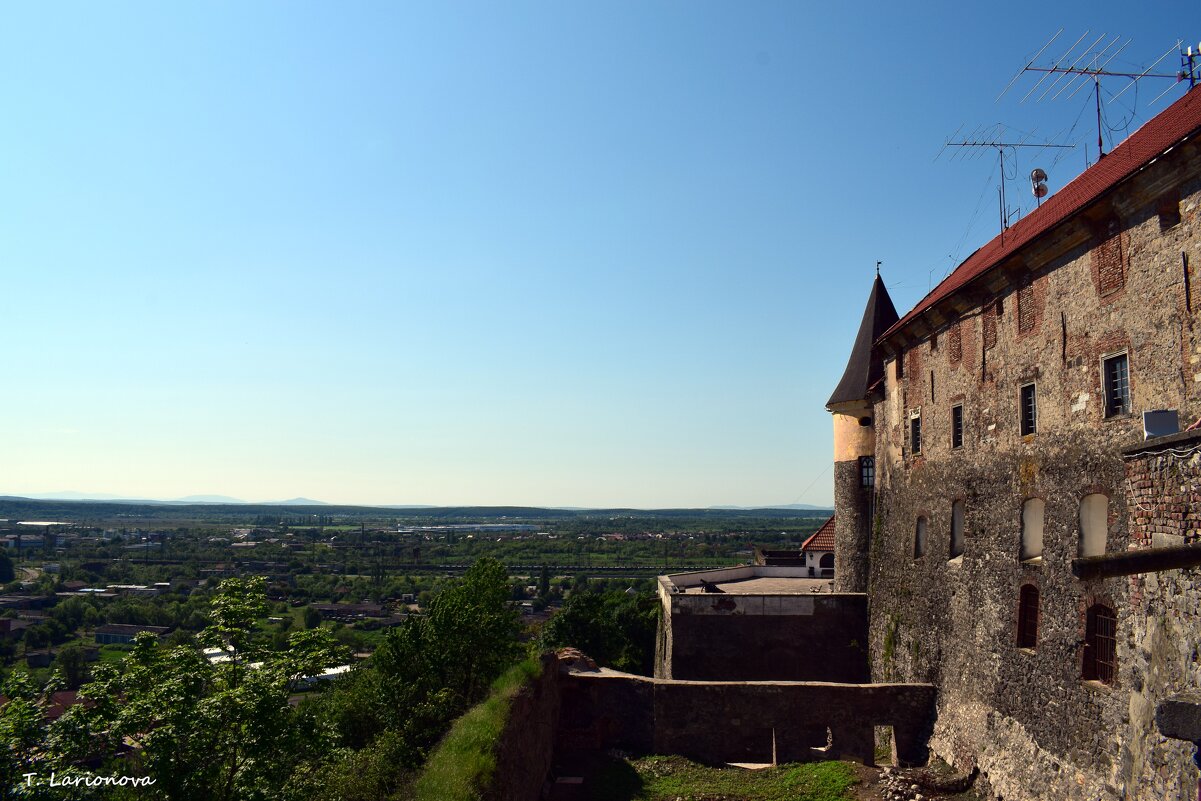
<box><xmin>411</xmin><ymin>658</ymin><xmax>541</xmax><ymax>801</ymax></box>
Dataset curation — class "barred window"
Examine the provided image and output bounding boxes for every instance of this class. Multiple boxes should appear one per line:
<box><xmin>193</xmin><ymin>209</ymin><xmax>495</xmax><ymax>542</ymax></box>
<box><xmin>1017</xmin><ymin>585</ymin><xmax>1039</xmax><ymax>649</ymax></box>
<box><xmin>1083</xmin><ymin>604</ymin><xmax>1117</xmax><ymax>684</ymax></box>
<box><xmin>1103</xmin><ymin>353</ymin><xmax>1130</xmax><ymax>417</ymax></box>
<box><xmin>1020</xmin><ymin>383</ymin><xmax>1037</xmax><ymax>436</ymax></box>
<box><xmin>951</xmin><ymin>404</ymin><xmax>964</xmax><ymax>449</ymax></box>
<box><xmin>910</xmin><ymin>414</ymin><xmax>922</xmax><ymax>456</ymax></box>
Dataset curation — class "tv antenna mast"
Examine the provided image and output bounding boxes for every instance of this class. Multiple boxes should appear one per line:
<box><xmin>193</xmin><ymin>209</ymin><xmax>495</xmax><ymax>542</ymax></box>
<box><xmin>937</xmin><ymin>127</ymin><xmax>1073</xmax><ymax>239</ymax></box>
<box><xmin>997</xmin><ymin>30</ymin><xmax>1191</xmax><ymax>159</ymax></box>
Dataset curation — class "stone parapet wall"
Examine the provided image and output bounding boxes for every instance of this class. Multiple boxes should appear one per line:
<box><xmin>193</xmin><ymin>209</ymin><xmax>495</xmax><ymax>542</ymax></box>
<box><xmin>558</xmin><ymin>670</ymin><xmax>936</xmax><ymax>767</ymax></box>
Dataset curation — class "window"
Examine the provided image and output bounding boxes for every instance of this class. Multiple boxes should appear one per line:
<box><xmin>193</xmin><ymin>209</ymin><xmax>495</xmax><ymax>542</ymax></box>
<box><xmin>1103</xmin><ymin>353</ymin><xmax>1130</xmax><ymax>417</ymax></box>
<box><xmin>914</xmin><ymin>517</ymin><xmax>928</xmax><ymax>558</ymax></box>
<box><xmin>910</xmin><ymin>413</ymin><xmax>922</xmax><ymax>456</ymax></box>
<box><xmin>1017</xmin><ymin>585</ymin><xmax>1039</xmax><ymax>649</ymax></box>
<box><xmin>1020</xmin><ymin>498</ymin><xmax>1045</xmax><ymax>561</ymax></box>
<box><xmin>950</xmin><ymin>500</ymin><xmax>965</xmax><ymax>559</ymax></box>
<box><xmin>895</xmin><ymin>353</ymin><xmax>905</xmax><ymax>380</ymax></box>
<box><xmin>859</xmin><ymin>456</ymin><xmax>874</xmax><ymax>489</ymax></box>
<box><xmin>1083</xmin><ymin>604</ymin><xmax>1117</xmax><ymax>684</ymax></box>
<box><xmin>1020</xmin><ymin>383</ymin><xmax>1037</xmax><ymax>436</ymax></box>
<box><xmin>951</xmin><ymin>405</ymin><xmax>964</xmax><ymax>449</ymax></box>
<box><xmin>1079</xmin><ymin>494</ymin><xmax>1108</xmax><ymax>557</ymax></box>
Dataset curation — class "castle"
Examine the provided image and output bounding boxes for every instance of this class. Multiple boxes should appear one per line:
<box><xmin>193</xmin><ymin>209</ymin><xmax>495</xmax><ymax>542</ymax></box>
<box><xmin>828</xmin><ymin>85</ymin><xmax>1201</xmax><ymax>799</ymax></box>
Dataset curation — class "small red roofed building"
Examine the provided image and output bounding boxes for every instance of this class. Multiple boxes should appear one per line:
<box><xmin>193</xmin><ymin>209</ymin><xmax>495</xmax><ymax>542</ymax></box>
<box><xmin>800</xmin><ymin>516</ymin><xmax>836</xmax><ymax>578</ymax></box>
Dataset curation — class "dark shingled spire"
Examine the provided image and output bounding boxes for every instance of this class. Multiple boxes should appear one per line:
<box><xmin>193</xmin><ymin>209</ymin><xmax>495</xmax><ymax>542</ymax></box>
<box><xmin>827</xmin><ymin>274</ymin><xmax>899</xmax><ymax>408</ymax></box>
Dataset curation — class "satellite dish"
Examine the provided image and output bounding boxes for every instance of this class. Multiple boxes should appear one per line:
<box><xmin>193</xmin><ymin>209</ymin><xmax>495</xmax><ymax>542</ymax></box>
<box><xmin>1030</xmin><ymin>168</ymin><xmax>1049</xmax><ymax>200</ymax></box>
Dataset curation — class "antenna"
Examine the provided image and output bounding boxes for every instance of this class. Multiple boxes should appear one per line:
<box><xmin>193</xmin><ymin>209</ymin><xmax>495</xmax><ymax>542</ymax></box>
<box><xmin>938</xmin><ymin>132</ymin><xmax>1073</xmax><ymax>235</ymax></box>
<box><xmin>998</xmin><ymin>32</ymin><xmax>1190</xmax><ymax>157</ymax></box>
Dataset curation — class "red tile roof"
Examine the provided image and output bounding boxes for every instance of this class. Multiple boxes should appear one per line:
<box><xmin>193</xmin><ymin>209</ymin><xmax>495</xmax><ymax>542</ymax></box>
<box><xmin>801</xmin><ymin>516</ymin><xmax>836</xmax><ymax>552</ymax></box>
<box><xmin>882</xmin><ymin>86</ymin><xmax>1201</xmax><ymax>341</ymax></box>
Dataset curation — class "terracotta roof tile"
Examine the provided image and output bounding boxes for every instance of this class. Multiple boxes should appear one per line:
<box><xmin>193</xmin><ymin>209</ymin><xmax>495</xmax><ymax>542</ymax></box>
<box><xmin>801</xmin><ymin>516</ymin><xmax>836</xmax><ymax>552</ymax></box>
<box><xmin>883</xmin><ymin>87</ymin><xmax>1201</xmax><ymax>341</ymax></box>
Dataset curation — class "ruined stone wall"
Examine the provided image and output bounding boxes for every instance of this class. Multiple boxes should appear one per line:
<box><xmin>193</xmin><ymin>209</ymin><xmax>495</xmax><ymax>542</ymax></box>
<box><xmin>865</xmin><ymin>145</ymin><xmax>1201</xmax><ymax>800</ymax></box>
<box><xmin>661</xmin><ymin>593</ymin><xmax>869</xmax><ymax>682</ymax></box>
<box><xmin>558</xmin><ymin>670</ymin><xmax>936</xmax><ymax>767</ymax></box>
<box><xmin>485</xmin><ymin>654</ymin><xmax>562</xmax><ymax>801</ymax></box>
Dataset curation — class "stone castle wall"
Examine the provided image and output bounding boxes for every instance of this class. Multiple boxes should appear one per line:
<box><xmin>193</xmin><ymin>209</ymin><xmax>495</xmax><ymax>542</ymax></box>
<box><xmin>860</xmin><ymin>141</ymin><xmax>1201</xmax><ymax>799</ymax></box>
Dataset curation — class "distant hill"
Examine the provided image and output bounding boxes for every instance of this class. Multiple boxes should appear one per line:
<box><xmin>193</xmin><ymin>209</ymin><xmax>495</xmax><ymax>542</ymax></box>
<box><xmin>262</xmin><ymin>497</ymin><xmax>328</xmax><ymax>506</ymax></box>
<box><xmin>174</xmin><ymin>495</ymin><xmax>246</xmax><ymax>504</ymax></box>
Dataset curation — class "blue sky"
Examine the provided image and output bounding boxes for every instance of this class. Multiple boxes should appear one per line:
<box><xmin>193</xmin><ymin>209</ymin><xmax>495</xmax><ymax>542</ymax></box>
<box><xmin>1</xmin><ymin>2</ymin><xmax>1194</xmax><ymax>507</ymax></box>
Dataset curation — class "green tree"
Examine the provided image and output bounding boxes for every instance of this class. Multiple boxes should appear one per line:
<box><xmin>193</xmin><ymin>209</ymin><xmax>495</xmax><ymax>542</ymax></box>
<box><xmin>54</xmin><ymin>645</ymin><xmax>88</xmax><ymax>690</ymax></box>
<box><xmin>0</xmin><ymin>552</ymin><xmax>14</xmax><ymax>583</ymax></box>
<box><xmin>52</xmin><ymin>576</ymin><xmax>347</xmax><ymax>801</ymax></box>
<box><xmin>538</xmin><ymin>563</ymin><xmax>551</xmax><ymax>597</ymax></box>
<box><xmin>303</xmin><ymin>605</ymin><xmax>322</xmax><ymax>630</ymax></box>
<box><xmin>540</xmin><ymin>589</ymin><xmax>660</xmax><ymax>674</ymax></box>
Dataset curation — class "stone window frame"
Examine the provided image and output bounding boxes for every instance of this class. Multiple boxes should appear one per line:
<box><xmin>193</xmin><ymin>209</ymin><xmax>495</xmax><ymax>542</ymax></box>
<box><xmin>1016</xmin><ymin>583</ymin><xmax>1039</xmax><ymax>650</ymax></box>
<box><xmin>1101</xmin><ymin>351</ymin><xmax>1131</xmax><ymax>418</ymax></box>
<box><xmin>1019</xmin><ymin>382</ymin><xmax>1038</xmax><ymax>436</ymax></box>
<box><xmin>909</xmin><ymin>409</ymin><xmax>922</xmax><ymax>457</ymax></box>
<box><xmin>951</xmin><ymin>404</ymin><xmax>964</xmax><ymax>450</ymax></box>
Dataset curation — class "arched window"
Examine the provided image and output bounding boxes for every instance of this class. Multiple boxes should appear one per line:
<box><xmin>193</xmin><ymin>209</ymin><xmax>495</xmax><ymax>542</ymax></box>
<box><xmin>1083</xmin><ymin>603</ymin><xmax>1117</xmax><ymax>684</ymax></box>
<box><xmin>1079</xmin><ymin>494</ymin><xmax>1109</xmax><ymax>557</ymax></box>
<box><xmin>1017</xmin><ymin>585</ymin><xmax>1039</xmax><ymax>649</ymax></box>
<box><xmin>914</xmin><ymin>517</ymin><xmax>928</xmax><ymax>558</ymax></box>
<box><xmin>949</xmin><ymin>500</ymin><xmax>965</xmax><ymax>559</ymax></box>
<box><xmin>1021</xmin><ymin>498</ymin><xmax>1045</xmax><ymax>561</ymax></box>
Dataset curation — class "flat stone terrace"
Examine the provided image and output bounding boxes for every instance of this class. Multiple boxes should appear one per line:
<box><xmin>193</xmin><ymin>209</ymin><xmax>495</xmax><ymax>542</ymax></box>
<box><xmin>660</xmin><ymin>565</ymin><xmax>834</xmax><ymax>595</ymax></box>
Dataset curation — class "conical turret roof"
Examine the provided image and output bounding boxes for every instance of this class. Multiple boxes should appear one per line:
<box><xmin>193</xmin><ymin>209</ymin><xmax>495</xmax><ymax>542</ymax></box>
<box><xmin>826</xmin><ymin>274</ymin><xmax>899</xmax><ymax>409</ymax></box>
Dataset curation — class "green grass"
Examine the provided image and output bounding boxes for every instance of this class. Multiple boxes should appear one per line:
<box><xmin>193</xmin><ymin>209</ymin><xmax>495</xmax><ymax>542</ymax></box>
<box><xmin>589</xmin><ymin>755</ymin><xmax>858</xmax><ymax>801</ymax></box>
<box><xmin>411</xmin><ymin>658</ymin><xmax>541</xmax><ymax>801</ymax></box>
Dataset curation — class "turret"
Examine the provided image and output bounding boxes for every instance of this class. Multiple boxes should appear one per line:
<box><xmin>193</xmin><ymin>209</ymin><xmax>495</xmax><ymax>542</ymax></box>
<box><xmin>826</xmin><ymin>274</ymin><xmax>898</xmax><ymax>592</ymax></box>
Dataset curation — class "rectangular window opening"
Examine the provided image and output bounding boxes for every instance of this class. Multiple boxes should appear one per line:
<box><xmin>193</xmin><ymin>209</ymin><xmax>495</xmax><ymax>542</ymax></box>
<box><xmin>1103</xmin><ymin>354</ymin><xmax>1130</xmax><ymax>417</ymax></box>
<box><xmin>910</xmin><ymin>413</ymin><xmax>922</xmax><ymax>456</ymax></box>
<box><xmin>951</xmin><ymin>405</ymin><xmax>963</xmax><ymax>449</ymax></box>
<box><xmin>1020</xmin><ymin>383</ymin><xmax>1037</xmax><ymax>436</ymax></box>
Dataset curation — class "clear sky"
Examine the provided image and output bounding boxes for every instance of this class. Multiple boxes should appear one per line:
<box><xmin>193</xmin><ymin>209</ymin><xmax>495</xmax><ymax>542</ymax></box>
<box><xmin>1</xmin><ymin>2</ymin><xmax>1193</xmax><ymax>507</ymax></box>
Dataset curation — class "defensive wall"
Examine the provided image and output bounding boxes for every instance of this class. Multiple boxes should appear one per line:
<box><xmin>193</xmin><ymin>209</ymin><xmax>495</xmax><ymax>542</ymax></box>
<box><xmin>557</xmin><ymin>668</ymin><xmax>937</xmax><ymax>767</ymax></box>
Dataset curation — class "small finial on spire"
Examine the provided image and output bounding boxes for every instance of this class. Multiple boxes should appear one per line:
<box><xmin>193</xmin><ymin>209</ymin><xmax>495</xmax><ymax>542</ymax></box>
<box><xmin>876</xmin><ymin>260</ymin><xmax>882</xmax><ymax>277</ymax></box>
